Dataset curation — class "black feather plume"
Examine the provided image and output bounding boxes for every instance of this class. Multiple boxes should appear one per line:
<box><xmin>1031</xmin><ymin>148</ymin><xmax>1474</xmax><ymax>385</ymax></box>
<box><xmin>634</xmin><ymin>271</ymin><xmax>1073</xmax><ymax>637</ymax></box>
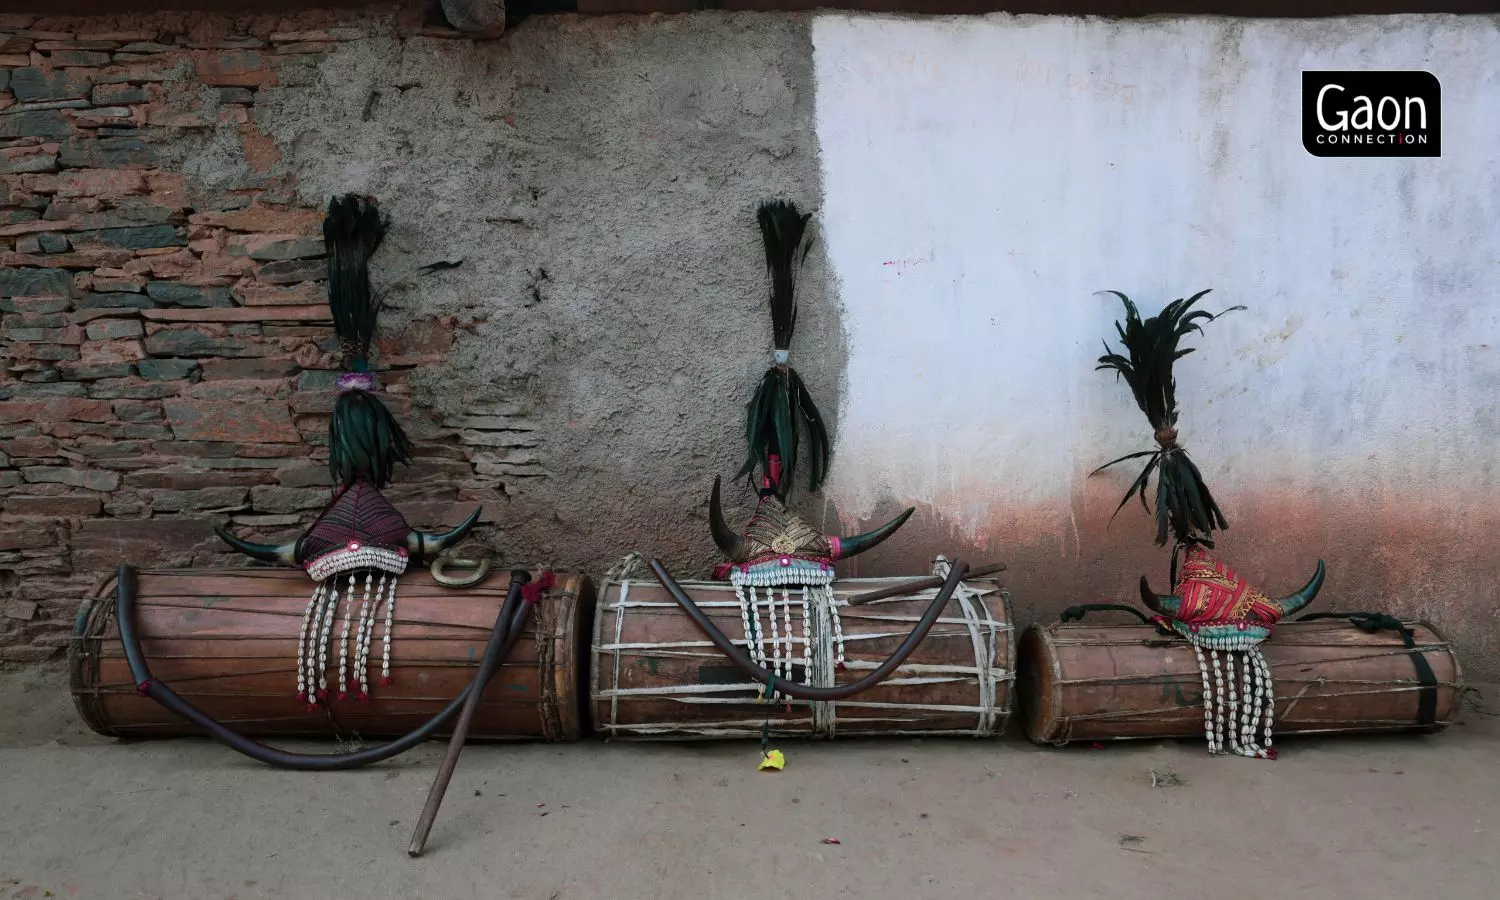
<box><xmin>321</xmin><ymin>194</ymin><xmax>412</xmax><ymax>489</ymax></box>
<box><xmin>758</xmin><ymin>200</ymin><xmax>812</xmax><ymax>351</ymax></box>
<box><xmin>329</xmin><ymin>389</ymin><xmax>414</xmax><ymax>489</ymax></box>
<box><xmin>324</xmin><ymin>194</ymin><xmax>388</xmax><ymax>370</ymax></box>
<box><xmin>738</xmin><ymin>201</ymin><xmax>830</xmax><ymax>501</ymax></box>
<box><xmin>1092</xmin><ymin>289</ymin><xmax>1243</xmax><ymax>547</ymax></box>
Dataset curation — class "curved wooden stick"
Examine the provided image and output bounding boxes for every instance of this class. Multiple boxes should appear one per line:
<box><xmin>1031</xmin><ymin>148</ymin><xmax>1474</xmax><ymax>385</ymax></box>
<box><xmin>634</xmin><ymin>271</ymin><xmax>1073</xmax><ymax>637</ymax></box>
<box><xmin>650</xmin><ymin>558</ymin><xmax>967</xmax><ymax>701</ymax></box>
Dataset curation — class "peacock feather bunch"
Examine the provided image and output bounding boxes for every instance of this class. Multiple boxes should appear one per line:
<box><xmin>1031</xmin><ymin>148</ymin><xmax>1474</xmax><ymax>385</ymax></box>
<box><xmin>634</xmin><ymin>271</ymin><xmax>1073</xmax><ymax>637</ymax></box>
<box><xmin>737</xmin><ymin>200</ymin><xmax>831</xmax><ymax>501</ymax></box>
<box><xmin>1093</xmin><ymin>289</ymin><xmax>1244</xmax><ymax>549</ymax></box>
<box><xmin>323</xmin><ymin>194</ymin><xmax>414</xmax><ymax>489</ymax></box>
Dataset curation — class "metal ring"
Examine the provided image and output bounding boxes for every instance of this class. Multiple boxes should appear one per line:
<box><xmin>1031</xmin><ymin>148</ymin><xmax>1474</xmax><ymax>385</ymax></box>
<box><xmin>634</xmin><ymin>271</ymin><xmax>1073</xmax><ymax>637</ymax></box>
<box><xmin>430</xmin><ymin>557</ymin><xmax>493</xmax><ymax>588</ymax></box>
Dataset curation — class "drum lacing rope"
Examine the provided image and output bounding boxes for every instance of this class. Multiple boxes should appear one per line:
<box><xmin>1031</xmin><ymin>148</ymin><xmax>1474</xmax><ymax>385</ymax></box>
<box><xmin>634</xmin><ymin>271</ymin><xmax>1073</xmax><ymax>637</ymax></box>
<box><xmin>603</xmin><ymin>552</ymin><xmax>646</xmax><ymax>733</ymax></box>
<box><xmin>809</xmin><ymin>590</ymin><xmax>836</xmax><ymax>738</ymax></box>
<box><xmin>605</xmin><ymin>552</ymin><xmax>645</xmax><ymax>586</ymax></box>
<box><xmin>934</xmin><ymin>555</ymin><xmax>997</xmax><ymax>736</ymax></box>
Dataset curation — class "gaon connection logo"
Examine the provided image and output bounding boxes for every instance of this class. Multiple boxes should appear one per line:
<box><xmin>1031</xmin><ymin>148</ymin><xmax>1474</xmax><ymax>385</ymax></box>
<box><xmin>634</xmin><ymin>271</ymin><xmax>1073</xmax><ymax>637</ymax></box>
<box><xmin>1302</xmin><ymin>71</ymin><xmax>1441</xmax><ymax>157</ymax></box>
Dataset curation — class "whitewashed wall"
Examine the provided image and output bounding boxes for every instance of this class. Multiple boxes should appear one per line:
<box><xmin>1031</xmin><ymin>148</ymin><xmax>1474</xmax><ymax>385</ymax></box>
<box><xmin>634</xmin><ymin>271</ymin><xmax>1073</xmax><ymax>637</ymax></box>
<box><xmin>811</xmin><ymin>14</ymin><xmax>1500</xmax><ymax>668</ymax></box>
<box><xmin>814</xmin><ymin>13</ymin><xmax>1498</xmax><ymax>533</ymax></box>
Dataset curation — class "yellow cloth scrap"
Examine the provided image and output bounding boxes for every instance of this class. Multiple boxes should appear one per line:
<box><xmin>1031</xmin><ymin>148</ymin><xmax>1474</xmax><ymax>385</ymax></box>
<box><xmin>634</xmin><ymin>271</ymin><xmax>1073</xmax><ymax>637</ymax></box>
<box><xmin>758</xmin><ymin>749</ymin><xmax>786</xmax><ymax>771</ymax></box>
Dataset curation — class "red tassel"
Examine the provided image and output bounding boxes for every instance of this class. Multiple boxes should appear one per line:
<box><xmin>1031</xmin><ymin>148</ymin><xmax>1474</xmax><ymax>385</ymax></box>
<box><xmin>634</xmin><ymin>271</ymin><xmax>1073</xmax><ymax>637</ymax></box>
<box><xmin>359</xmin><ymin>691</ymin><xmax>370</xmax><ymax>702</ymax></box>
<box><xmin>1265</xmin><ymin>748</ymin><xmax>1279</xmax><ymax>760</ymax></box>
<box><xmin>136</xmin><ymin>680</ymin><xmax>151</xmax><ymax>696</ymax></box>
<box><xmin>337</xmin><ymin>692</ymin><xmax>347</xmax><ymax>701</ymax></box>
<box><xmin>307</xmin><ymin>703</ymin><xmax>318</xmax><ymax>712</ymax></box>
<box><xmin>316</xmin><ymin>688</ymin><xmax>327</xmax><ymax>699</ymax></box>
<box><xmin>296</xmin><ymin>691</ymin><xmax>307</xmax><ymax>703</ymax></box>
<box><xmin>381</xmin><ymin>676</ymin><xmax>393</xmax><ymax>685</ymax></box>
<box><xmin>521</xmin><ymin>570</ymin><xmax>558</xmax><ymax>605</ymax></box>
<box><xmin>835</xmin><ymin>662</ymin><xmax>847</xmax><ymax>672</ymax></box>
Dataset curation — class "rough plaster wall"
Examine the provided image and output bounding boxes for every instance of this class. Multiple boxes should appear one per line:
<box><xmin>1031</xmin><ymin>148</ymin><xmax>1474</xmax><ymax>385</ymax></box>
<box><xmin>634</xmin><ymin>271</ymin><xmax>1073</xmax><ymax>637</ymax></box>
<box><xmin>256</xmin><ymin>12</ymin><xmax>843</xmax><ymax>576</ymax></box>
<box><xmin>813</xmin><ymin>13</ymin><xmax>1500</xmax><ymax>677</ymax></box>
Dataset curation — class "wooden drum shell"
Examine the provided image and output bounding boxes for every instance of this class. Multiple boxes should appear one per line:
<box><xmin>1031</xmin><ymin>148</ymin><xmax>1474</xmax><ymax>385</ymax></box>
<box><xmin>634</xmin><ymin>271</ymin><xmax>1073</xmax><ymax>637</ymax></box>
<box><xmin>1017</xmin><ymin>618</ymin><xmax>1464</xmax><ymax>745</ymax></box>
<box><xmin>591</xmin><ymin>575</ymin><xmax>1014</xmax><ymax>740</ymax></box>
<box><xmin>70</xmin><ymin>568</ymin><xmax>595</xmax><ymax>742</ymax></box>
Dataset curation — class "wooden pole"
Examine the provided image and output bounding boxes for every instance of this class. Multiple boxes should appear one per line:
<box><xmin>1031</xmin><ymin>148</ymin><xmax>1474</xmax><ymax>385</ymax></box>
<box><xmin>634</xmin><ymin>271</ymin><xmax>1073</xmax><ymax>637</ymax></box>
<box><xmin>407</xmin><ymin>569</ymin><xmax>531</xmax><ymax>857</ymax></box>
<box><xmin>845</xmin><ymin>561</ymin><xmax>1006</xmax><ymax>606</ymax></box>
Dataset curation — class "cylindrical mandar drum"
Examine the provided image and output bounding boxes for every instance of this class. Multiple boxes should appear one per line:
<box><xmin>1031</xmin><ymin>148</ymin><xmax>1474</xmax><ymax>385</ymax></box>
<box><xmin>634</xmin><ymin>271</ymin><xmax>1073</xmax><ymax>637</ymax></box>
<box><xmin>71</xmin><ymin>567</ymin><xmax>594</xmax><ymax>741</ymax></box>
<box><xmin>1018</xmin><ymin>615</ymin><xmax>1464</xmax><ymax>745</ymax></box>
<box><xmin>591</xmin><ymin>570</ymin><xmax>1013</xmax><ymax>739</ymax></box>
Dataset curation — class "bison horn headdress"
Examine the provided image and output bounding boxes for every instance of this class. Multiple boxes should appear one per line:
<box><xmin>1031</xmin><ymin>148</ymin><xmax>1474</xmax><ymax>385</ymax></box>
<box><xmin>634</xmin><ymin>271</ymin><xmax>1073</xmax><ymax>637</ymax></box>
<box><xmin>719</xmin><ymin>201</ymin><xmax>911</xmax><ymax>680</ymax></box>
<box><xmin>215</xmin><ymin>194</ymin><xmax>480</xmax><ymax>708</ymax></box>
<box><xmin>649</xmin><ymin>200</ymin><xmax>966</xmax><ymax>706</ymax></box>
<box><xmin>708</xmin><ymin>475</ymin><xmax>913</xmax><ymax>680</ymax></box>
<box><xmin>1094</xmin><ymin>290</ymin><xmax>1324</xmax><ymax>759</ymax></box>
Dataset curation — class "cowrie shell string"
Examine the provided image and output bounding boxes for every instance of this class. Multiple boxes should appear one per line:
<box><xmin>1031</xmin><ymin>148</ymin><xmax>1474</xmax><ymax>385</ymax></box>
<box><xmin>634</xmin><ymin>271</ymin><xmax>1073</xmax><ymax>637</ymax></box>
<box><xmin>293</xmin><ymin>567</ymin><xmax>405</xmax><ymax>706</ymax></box>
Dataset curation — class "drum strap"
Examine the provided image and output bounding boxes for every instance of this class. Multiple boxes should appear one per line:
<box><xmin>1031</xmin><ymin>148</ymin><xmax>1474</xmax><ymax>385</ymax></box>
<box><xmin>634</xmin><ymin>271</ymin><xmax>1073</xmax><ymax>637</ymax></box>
<box><xmin>1297</xmin><ymin>612</ymin><xmax>1438</xmax><ymax>727</ymax></box>
<box><xmin>1059</xmin><ymin>604</ymin><xmax>1169</xmax><ymax>633</ymax></box>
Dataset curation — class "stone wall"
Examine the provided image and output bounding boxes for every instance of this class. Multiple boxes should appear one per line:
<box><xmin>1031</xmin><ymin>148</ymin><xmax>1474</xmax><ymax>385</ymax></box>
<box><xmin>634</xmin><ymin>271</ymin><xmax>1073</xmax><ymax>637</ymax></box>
<box><xmin>0</xmin><ymin>6</ymin><xmax>835</xmax><ymax>664</ymax></box>
<box><xmin>0</xmin><ymin>7</ymin><xmax>540</xmax><ymax>661</ymax></box>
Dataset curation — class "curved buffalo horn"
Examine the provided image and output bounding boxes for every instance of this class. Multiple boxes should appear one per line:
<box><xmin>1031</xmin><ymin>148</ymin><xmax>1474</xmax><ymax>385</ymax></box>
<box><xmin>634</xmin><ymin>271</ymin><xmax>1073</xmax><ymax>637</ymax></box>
<box><xmin>214</xmin><ymin>525</ymin><xmax>298</xmax><ymax>566</ymax></box>
<box><xmin>708</xmin><ymin>476</ymin><xmax>744</xmax><ymax>560</ymax></box>
<box><xmin>831</xmin><ymin>507</ymin><xmax>915</xmax><ymax>561</ymax></box>
<box><xmin>1273</xmin><ymin>559</ymin><xmax>1326</xmax><ymax>616</ymax></box>
<box><xmin>407</xmin><ymin>506</ymin><xmax>482</xmax><ymax>563</ymax></box>
<box><xmin>1138</xmin><ymin>576</ymin><xmax>1182</xmax><ymax>618</ymax></box>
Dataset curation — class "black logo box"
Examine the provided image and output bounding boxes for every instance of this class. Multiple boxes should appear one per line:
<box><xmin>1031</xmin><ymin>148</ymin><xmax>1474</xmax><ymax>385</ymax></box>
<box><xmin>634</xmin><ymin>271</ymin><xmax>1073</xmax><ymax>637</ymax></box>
<box><xmin>1302</xmin><ymin>71</ymin><xmax>1441</xmax><ymax>158</ymax></box>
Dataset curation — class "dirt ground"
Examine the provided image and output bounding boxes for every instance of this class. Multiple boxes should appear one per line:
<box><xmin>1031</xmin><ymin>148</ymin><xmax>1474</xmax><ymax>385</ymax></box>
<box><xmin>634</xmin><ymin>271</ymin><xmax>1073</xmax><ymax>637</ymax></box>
<box><xmin>1</xmin><ymin>663</ymin><xmax>1496</xmax><ymax>900</ymax></box>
